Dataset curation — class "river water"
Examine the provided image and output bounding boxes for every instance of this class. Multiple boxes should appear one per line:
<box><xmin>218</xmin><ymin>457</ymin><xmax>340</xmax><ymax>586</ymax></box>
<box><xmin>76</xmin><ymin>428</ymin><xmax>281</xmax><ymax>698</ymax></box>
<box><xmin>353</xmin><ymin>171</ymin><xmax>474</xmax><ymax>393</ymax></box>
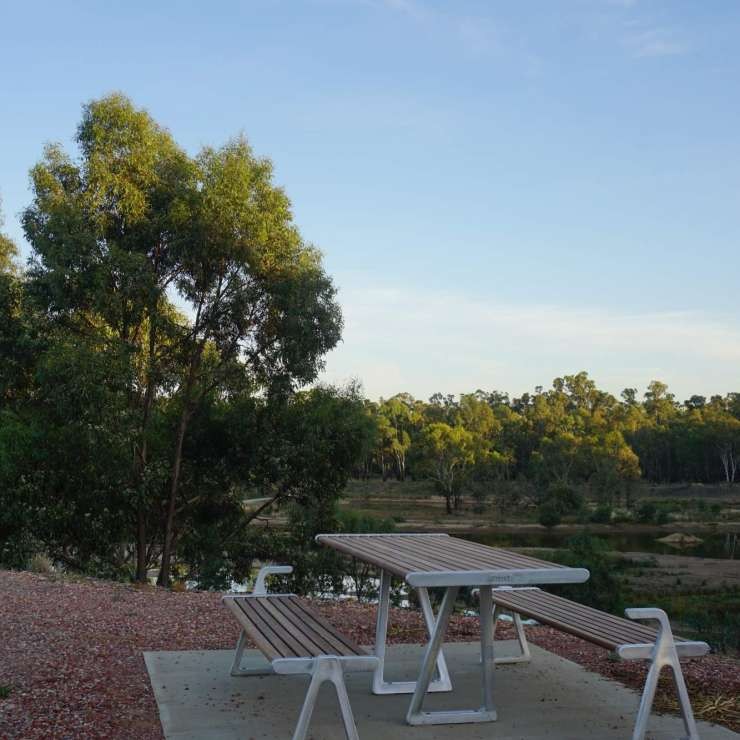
<box><xmin>462</xmin><ymin>529</ymin><xmax>739</xmax><ymax>559</ymax></box>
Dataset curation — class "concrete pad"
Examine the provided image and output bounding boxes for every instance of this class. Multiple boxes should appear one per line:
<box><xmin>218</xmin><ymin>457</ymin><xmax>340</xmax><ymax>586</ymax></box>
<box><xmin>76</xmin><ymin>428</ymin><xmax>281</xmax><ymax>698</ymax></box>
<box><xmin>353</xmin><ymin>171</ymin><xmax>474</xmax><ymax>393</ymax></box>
<box><xmin>144</xmin><ymin>642</ymin><xmax>738</xmax><ymax>739</ymax></box>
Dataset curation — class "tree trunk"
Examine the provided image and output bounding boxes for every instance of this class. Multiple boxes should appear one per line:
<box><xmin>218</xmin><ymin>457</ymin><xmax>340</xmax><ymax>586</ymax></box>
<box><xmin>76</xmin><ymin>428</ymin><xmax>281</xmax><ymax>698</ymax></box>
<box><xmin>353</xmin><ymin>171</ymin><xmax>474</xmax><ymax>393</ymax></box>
<box><xmin>136</xmin><ymin>508</ymin><xmax>148</xmax><ymax>582</ymax></box>
<box><xmin>157</xmin><ymin>343</ymin><xmax>202</xmax><ymax>587</ymax></box>
<box><xmin>720</xmin><ymin>447</ymin><xmax>731</xmax><ymax>485</ymax></box>
<box><xmin>133</xmin><ymin>321</ymin><xmax>159</xmax><ymax>582</ymax></box>
<box><xmin>157</xmin><ymin>405</ymin><xmax>191</xmax><ymax>586</ymax></box>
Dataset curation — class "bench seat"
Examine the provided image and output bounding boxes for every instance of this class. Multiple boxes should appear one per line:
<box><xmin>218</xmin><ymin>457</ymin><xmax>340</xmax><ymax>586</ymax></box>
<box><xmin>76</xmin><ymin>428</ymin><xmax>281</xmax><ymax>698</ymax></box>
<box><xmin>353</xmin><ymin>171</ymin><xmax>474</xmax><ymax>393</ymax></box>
<box><xmin>490</xmin><ymin>587</ymin><xmax>709</xmax><ymax>740</ymax></box>
<box><xmin>491</xmin><ymin>587</ymin><xmax>672</xmax><ymax>651</ymax></box>
<box><xmin>225</xmin><ymin>594</ymin><xmax>368</xmax><ymax>660</ymax></box>
<box><xmin>223</xmin><ymin>567</ymin><xmax>377</xmax><ymax>740</ymax></box>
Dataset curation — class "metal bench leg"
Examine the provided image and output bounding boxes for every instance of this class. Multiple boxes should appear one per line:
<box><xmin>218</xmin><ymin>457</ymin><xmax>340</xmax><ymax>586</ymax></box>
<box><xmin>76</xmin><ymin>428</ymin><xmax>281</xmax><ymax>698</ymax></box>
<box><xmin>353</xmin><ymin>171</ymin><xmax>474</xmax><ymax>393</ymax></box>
<box><xmin>491</xmin><ymin>607</ymin><xmax>531</xmax><ymax>665</ymax></box>
<box><xmin>230</xmin><ymin>630</ymin><xmax>274</xmax><ymax>676</ymax></box>
<box><xmin>292</xmin><ymin>657</ymin><xmax>359</xmax><ymax>740</ymax></box>
<box><xmin>229</xmin><ymin>564</ymin><xmax>293</xmax><ymax>677</ymax></box>
<box><xmin>626</xmin><ymin>608</ymin><xmax>700</xmax><ymax>740</ymax></box>
<box><xmin>372</xmin><ymin>569</ymin><xmax>451</xmax><ymax>694</ymax></box>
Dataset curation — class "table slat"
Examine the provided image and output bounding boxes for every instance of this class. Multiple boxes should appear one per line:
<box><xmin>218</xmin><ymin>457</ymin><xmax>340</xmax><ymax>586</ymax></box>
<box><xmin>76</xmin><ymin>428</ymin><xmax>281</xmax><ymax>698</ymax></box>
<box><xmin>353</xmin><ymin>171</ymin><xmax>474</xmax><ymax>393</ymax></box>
<box><xmin>317</xmin><ymin>533</ymin><xmax>567</xmax><ymax>582</ymax></box>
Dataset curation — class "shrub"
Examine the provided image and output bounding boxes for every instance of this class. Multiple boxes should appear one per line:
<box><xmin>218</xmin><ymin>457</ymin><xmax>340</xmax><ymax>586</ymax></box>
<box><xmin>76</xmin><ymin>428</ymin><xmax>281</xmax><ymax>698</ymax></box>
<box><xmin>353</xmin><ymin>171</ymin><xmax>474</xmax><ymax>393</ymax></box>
<box><xmin>28</xmin><ymin>553</ymin><xmax>54</xmax><ymax>574</ymax></box>
<box><xmin>611</xmin><ymin>508</ymin><xmax>633</xmax><ymax>524</ymax></box>
<box><xmin>655</xmin><ymin>507</ymin><xmax>670</xmax><ymax>525</ymax></box>
<box><xmin>538</xmin><ymin>503</ymin><xmax>562</xmax><ymax>528</ymax></box>
<box><xmin>550</xmin><ymin>533</ymin><xmax>624</xmax><ymax>614</ymax></box>
<box><xmin>637</xmin><ymin>501</ymin><xmax>657</xmax><ymax>523</ymax></box>
<box><xmin>547</xmin><ymin>485</ymin><xmax>584</xmax><ymax>515</ymax></box>
<box><xmin>589</xmin><ymin>505</ymin><xmax>612</xmax><ymax>524</ymax></box>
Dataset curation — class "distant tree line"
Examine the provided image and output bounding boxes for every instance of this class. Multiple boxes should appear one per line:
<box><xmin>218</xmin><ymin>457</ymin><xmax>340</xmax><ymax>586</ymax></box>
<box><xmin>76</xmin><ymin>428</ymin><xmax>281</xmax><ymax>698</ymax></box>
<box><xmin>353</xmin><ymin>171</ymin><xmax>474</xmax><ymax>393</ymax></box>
<box><xmin>360</xmin><ymin>376</ymin><xmax>740</xmax><ymax>513</ymax></box>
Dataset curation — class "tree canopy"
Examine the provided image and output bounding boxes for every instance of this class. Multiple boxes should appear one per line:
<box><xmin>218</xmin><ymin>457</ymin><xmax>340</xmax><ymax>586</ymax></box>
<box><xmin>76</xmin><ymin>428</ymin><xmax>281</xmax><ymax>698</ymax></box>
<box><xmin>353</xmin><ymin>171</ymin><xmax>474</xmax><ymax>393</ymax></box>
<box><xmin>358</xmin><ymin>372</ymin><xmax>739</xmax><ymax>513</ymax></box>
<box><xmin>1</xmin><ymin>94</ymin><xmax>357</xmax><ymax>584</ymax></box>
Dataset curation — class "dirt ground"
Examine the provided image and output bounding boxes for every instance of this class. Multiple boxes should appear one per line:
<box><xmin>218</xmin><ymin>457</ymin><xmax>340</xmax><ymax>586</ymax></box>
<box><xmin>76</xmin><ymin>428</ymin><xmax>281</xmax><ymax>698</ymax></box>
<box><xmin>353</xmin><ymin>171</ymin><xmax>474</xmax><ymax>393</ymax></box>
<box><xmin>621</xmin><ymin>551</ymin><xmax>740</xmax><ymax>590</ymax></box>
<box><xmin>1</xmin><ymin>569</ymin><xmax>739</xmax><ymax>738</ymax></box>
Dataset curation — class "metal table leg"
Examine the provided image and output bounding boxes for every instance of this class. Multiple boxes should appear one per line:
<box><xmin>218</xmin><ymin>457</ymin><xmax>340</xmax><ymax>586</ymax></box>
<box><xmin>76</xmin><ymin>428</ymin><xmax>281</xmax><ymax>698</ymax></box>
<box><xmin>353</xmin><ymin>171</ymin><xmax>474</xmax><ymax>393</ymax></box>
<box><xmin>372</xmin><ymin>569</ymin><xmax>452</xmax><ymax>695</ymax></box>
<box><xmin>406</xmin><ymin>585</ymin><xmax>498</xmax><ymax>726</ymax></box>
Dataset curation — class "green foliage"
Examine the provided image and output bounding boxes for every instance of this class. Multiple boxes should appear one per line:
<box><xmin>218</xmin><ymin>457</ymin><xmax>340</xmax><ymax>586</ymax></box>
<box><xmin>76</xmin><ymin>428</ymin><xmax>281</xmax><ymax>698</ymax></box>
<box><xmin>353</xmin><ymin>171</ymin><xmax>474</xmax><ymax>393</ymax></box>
<box><xmin>538</xmin><ymin>503</ymin><xmax>562</xmax><ymax>528</ymax></box>
<box><xmin>2</xmin><ymin>93</ymin><xmax>345</xmax><ymax>582</ymax></box>
<box><xmin>416</xmin><ymin>422</ymin><xmax>478</xmax><ymax>513</ymax></box>
<box><xmin>357</xmin><ymin>372</ymin><xmax>740</xmax><ymax>508</ymax></box>
<box><xmin>542</xmin><ymin>484</ymin><xmax>584</xmax><ymax>515</ymax></box>
<box><xmin>550</xmin><ymin>534</ymin><xmax>624</xmax><ymax>614</ymax></box>
<box><xmin>336</xmin><ymin>509</ymin><xmax>396</xmax><ymax>535</ymax></box>
<box><xmin>589</xmin><ymin>504</ymin><xmax>613</xmax><ymax>524</ymax></box>
<box><xmin>334</xmin><ymin>509</ymin><xmax>396</xmax><ymax>601</ymax></box>
<box><xmin>677</xmin><ymin>592</ymin><xmax>740</xmax><ymax>653</ymax></box>
<box><xmin>636</xmin><ymin>501</ymin><xmax>658</xmax><ymax>523</ymax></box>
<box><xmin>646</xmin><ymin>588</ymin><xmax>740</xmax><ymax>653</ymax></box>
<box><xmin>0</xmin><ymin>196</ymin><xmax>19</xmax><ymax>275</ymax></box>
<box><xmin>2</xmin><ymin>95</ymin><xmax>739</xmax><ymax>591</ymax></box>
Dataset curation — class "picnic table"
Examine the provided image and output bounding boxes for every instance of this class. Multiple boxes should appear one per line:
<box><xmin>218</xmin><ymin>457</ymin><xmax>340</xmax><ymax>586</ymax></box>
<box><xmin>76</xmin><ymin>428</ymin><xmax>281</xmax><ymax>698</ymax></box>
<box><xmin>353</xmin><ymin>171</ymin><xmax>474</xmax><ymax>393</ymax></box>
<box><xmin>316</xmin><ymin>532</ymin><xmax>590</xmax><ymax>726</ymax></box>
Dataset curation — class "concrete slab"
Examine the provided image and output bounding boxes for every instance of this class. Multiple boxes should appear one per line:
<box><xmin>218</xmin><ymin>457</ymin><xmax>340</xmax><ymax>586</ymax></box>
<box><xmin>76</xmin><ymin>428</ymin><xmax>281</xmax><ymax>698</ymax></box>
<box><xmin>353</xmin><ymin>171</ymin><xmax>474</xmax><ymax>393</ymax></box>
<box><xmin>144</xmin><ymin>642</ymin><xmax>737</xmax><ymax>739</ymax></box>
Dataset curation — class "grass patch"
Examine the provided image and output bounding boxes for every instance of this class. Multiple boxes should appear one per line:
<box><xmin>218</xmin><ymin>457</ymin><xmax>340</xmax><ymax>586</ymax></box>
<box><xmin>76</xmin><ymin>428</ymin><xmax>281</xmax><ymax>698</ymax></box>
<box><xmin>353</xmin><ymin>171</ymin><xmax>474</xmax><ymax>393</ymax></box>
<box><xmin>0</xmin><ymin>685</ymin><xmax>12</xmax><ymax>699</ymax></box>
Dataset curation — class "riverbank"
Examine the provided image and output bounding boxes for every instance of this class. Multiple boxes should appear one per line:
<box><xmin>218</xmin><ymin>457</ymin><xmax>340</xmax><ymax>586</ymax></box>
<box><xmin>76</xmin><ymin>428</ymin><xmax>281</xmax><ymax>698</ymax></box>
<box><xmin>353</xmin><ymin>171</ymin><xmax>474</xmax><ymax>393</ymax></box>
<box><xmin>1</xmin><ymin>570</ymin><xmax>738</xmax><ymax>737</ymax></box>
<box><xmin>341</xmin><ymin>478</ymin><xmax>740</xmax><ymax>532</ymax></box>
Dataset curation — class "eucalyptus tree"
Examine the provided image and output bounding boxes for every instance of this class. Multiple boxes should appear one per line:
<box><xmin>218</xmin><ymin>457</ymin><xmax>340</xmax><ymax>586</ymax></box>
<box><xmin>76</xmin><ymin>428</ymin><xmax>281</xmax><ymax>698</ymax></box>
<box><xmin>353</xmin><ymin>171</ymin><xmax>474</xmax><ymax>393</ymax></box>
<box><xmin>417</xmin><ymin>422</ymin><xmax>478</xmax><ymax>513</ymax></box>
<box><xmin>156</xmin><ymin>137</ymin><xmax>342</xmax><ymax>583</ymax></box>
<box><xmin>0</xmin><ymin>198</ymin><xmax>19</xmax><ymax>274</ymax></box>
<box><xmin>0</xmin><ymin>206</ymin><xmax>37</xmax><ymax>566</ymax></box>
<box><xmin>22</xmin><ymin>94</ymin><xmax>342</xmax><ymax>583</ymax></box>
<box><xmin>23</xmin><ymin>95</ymin><xmax>191</xmax><ymax>578</ymax></box>
<box><xmin>375</xmin><ymin>395</ymin><xmax>416</xmax><ymax>480</ymax></box>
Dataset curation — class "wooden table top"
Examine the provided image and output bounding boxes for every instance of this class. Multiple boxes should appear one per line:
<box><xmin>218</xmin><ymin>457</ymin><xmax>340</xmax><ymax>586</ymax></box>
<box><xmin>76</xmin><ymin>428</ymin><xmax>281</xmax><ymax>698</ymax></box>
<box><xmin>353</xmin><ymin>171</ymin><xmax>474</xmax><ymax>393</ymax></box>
<box><xmin>316</xmin><ymin>533</ymin><xmax>590</xmax><ymax>587</ymax></box>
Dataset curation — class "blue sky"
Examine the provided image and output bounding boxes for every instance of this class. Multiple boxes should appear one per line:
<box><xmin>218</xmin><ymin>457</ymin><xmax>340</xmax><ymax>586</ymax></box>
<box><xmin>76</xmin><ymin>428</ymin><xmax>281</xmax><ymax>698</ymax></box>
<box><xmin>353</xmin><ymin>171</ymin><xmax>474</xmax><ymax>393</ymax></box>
<box><xmin>2</xmin><ymin>0</ymin><xmax>739</xmax><ymax>401</ymax></box>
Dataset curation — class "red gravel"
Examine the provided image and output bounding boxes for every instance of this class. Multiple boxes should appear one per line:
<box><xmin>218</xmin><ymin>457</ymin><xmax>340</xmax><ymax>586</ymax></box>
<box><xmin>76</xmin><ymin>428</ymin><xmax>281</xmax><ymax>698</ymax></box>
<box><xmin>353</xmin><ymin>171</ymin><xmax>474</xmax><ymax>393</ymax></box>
<box><xmin>1</xmin><ymin>570</ymin><xmax>737</xmax><ymax>738</ymax></box>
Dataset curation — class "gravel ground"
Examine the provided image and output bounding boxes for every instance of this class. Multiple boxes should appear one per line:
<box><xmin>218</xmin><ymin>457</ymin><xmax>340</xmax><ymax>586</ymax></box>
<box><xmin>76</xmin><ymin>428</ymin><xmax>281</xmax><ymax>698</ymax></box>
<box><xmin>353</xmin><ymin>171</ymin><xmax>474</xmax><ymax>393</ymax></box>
<box><xmin>0</xmin><ymin>569</ymin><xmax>737</xmax><ymax>739</ymax></box>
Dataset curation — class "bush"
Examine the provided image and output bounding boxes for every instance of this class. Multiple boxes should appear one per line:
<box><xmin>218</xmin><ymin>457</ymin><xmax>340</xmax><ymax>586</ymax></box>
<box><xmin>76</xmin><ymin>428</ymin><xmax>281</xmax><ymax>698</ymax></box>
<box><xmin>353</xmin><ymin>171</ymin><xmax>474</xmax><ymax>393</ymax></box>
<box><xmin>589</xmin><ymin>505</ymin><xmax>612</xmax><ymax>524</ymax></box>
<box><xmin>28</xmin><ymin>553</ymin><xmax>55</xmax><ymax>574</ymax></box>
<box><xmin>538</xmin><ymin>503</ymin><xmax>561</xmax><ymax>528</ymax></box>
<box><xmin>611</xmin><ymin>508</ymin><xmax>633</xmax><ymax>524</ymax></box>
<box><xmin>655</xmin><ymin>507</ymin><xmax>670</xmax><ymax>525</ymax></box>
<box><xmin>637</xmin><ymin>501</ymin><xmax>657</xmax><ymax>523</ymax></box>
<box><xmin>547</xmin><ymin>485</ymin><xmax>584</xmax><ymax>515</ymax></box>
<box><xmin>550</xmin><ymin>533</ymin><xmax>624</xmax><ymax>614</ymax></box>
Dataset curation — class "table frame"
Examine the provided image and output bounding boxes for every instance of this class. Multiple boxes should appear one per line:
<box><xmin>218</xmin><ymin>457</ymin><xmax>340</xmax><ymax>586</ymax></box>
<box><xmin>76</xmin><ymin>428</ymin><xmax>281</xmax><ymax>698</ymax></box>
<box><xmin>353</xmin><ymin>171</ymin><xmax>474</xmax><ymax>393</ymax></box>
<box><xmin>373</xmin><ymin>569</ymin><xmax>452</xmax><ymax>694</ymax></box>
<box><xmin>317</xmin><ymin>533</ymin><xmax>589</xmax><ymax>726</ymax></box>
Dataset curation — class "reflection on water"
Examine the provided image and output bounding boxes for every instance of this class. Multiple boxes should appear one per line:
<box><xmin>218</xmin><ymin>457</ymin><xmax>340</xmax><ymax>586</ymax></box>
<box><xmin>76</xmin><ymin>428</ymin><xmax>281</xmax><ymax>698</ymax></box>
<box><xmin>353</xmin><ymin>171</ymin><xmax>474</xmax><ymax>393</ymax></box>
<box><xmin>463</xmin><ymin>529</ymin><xmax>739</xmax><ymax>559</ymax></box>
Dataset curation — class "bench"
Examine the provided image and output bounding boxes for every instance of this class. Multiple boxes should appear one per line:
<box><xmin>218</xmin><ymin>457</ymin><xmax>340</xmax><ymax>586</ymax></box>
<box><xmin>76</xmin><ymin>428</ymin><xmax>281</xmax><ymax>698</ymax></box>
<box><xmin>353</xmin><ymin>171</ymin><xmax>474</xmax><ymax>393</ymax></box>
<box><xmin>223</xmin><ymin>565</ymin><xmax>378</xmax><ymax>740</ymax></box>
<box><xmin>489</xmin><ymin>586</ymin><xmax>709</xmax><ymax>740</ymax></box>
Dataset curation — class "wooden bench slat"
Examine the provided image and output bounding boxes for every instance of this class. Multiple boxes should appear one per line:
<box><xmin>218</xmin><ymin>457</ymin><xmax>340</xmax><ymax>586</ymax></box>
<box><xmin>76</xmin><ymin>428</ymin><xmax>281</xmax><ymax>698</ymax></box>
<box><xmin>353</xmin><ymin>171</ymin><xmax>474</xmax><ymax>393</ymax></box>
<box><xmin>285</xmin><ymin>597</ymin><xmax>367</xmax><ymax>656</ymax></box>
<box><xmin>232</xmin><ymin>598</ymin><xmax>297</xmax><ymax>659</ymax></box>
<box><xmin>261</xmin><ymin>597</ymin><xmax>342</xmax><ymax>656</ymax></box>
<box><xmin>225</xmin><ymin>595</ymin><xmax>367</xmax><ymax>660</ymax></box>
<box><xmin>496</xmin><ymin>589</ymin><xmax>662</xmax><ymax>643</ymax></box>
<box><xmin>249</xmin><ymin>598</ymin><xmax>321</xmax><ymax>657</ymax></box>
<box><xmin>492</xmin><ymin>590</ymin><xmax>655</xmax><ymax>646</ymax></box>
<box><xmin>497</xmin><ymin>590</ymin><xmax>658</xmax><ymax>645</ymax></box>
<box><xmin>491</xmin><ymin>589</ymin><xmax>672</xmax><ymax>650</ymax></box>
<box><xmin>267</xmin><ymin>597</ymin><xmax>362</xmax><ymax>656</ymax></box>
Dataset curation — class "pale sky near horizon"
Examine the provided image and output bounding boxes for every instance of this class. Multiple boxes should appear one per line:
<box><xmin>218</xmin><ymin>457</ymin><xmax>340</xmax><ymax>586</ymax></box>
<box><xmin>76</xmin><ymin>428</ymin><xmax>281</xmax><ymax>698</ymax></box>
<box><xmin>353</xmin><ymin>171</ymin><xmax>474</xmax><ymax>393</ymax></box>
<box><xmin>2</xmin><ymin>1</ymin><xmax>739</xmax><ymax>402</ymax></box>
